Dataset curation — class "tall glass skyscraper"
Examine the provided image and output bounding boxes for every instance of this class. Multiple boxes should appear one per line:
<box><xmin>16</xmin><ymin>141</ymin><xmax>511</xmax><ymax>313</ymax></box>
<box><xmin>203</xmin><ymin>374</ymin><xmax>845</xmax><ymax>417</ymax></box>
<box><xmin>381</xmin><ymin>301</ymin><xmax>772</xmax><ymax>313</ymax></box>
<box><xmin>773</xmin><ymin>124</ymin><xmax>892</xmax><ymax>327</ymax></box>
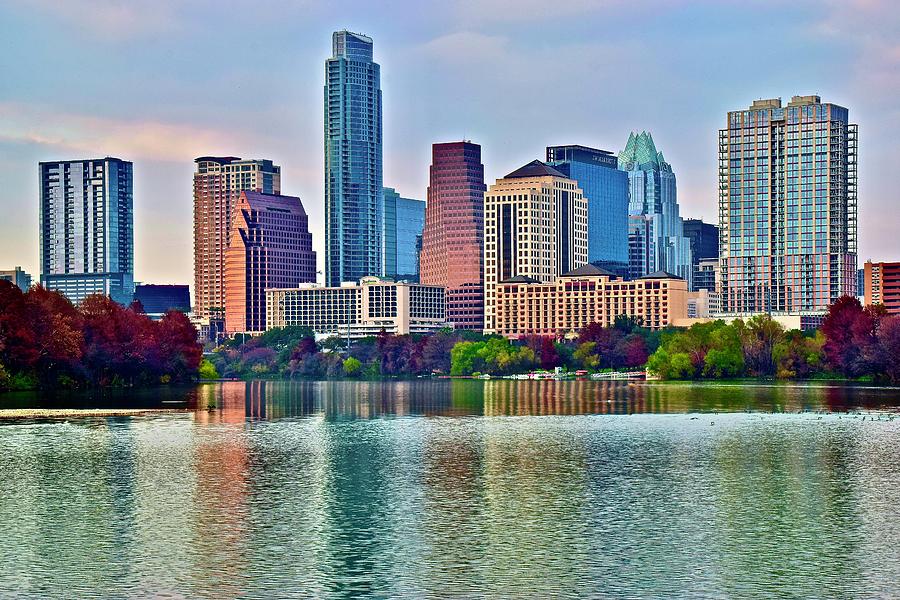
<box><xmin>619</xmin><ymin>131</ymin><xmax>692</xmax><ymax>287</ymax></box>
<box><xmin>39</xmin><ymin>157</ymin><xmax>134</xmax><ymax>305</ymax></box>
<box><xmin>383</xmin><ymin>187</ymin><xmax>425</xmax><ymax>280</ymax></box>
<box><xmin>719</xmin><ymin>95</ymin><xmax>858</xmax><ymax>312</ymax></box>
<box><xmin>546</xmin><ymin>145</ymin><xmax>629</xmax><ymax>275</ymax></box>
<box><xmin>324</xmin><ymin>30</ymin><xmax>383</xmax><ymax>286</ymax></box>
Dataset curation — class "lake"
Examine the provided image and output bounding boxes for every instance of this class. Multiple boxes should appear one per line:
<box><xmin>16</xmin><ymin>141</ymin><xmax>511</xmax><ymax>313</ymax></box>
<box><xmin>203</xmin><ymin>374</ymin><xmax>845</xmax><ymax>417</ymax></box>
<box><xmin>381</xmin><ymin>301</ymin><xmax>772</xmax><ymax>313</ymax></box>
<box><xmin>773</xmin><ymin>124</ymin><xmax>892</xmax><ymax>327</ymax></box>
<box><xmin>2</xmin><ymin>380</ymin><xmax>900</xmax><ymax>598</ymax></box>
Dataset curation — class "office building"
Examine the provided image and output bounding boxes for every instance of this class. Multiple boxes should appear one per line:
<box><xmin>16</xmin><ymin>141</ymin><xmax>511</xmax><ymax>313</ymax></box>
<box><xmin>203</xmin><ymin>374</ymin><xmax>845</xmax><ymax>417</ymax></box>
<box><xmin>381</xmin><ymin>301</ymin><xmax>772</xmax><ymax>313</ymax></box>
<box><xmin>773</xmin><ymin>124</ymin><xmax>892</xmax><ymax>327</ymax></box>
<box><xmin>494</xmin><ymin>264</ymin><xmax>687</xmax><ymax>338</ymax></box>
<box><xmin>546</xmin><ymin>144</ymin><xmax>629</xmax><ymax>275</ymax></box>
<box><xmin>687</xmin><ymin>289</ymin><xmax>722</xmax><ymax>318</ymax></box>
<box><xmin>383</xmin><ymin>187</ymin><xmax>425</xmax><ymax>280</ymax></box>
<box><xmin>266</xmin><ymin>276</ymin><xmax>448</xmax><ymax>338</ymax></box>
<box><xmin>628</xmin><ymin>215</ymin><xmax>654</xmax><ymax>280</ymax></box>
<box><xmin>863</xmin><ymin>260</ymin><xmax>900</xmax><ymax>314</ymax></box>
<box><xmin>483</xmin><ymin>160</ymin><xmax>588</xmax><ymax>332</ymax></box>
<box><xmin>224</xmin><ymin>191</ymin><xmax>316</xmax><ymax>334</ymax></box>
<box><xmin>325</xmin><ymin>30</ymin><xmax>383</xmax><ymax>286</ymax></box>
<box><xmin>694</xmin><ymin>257</ymin><xmax>721</xmax><ymax>294</ymax></box>
<box><xmin>193</xmin><ymin>156</ymin><xmax>281</xmax><ymax>319</ymax></box>
<box><xmin>0</xmin><ymin>267</ymin><xmax>31</xmax><ymax>292</ymax></box>
<box><xmin>619</xmin><ymin>132</ymin><xmax>692</xmax><ymax>287</ymax></box>
<box><xmin>39</xmin><ymin>157</ymin><xmax>133</xmax><ymax>304</ymax></box>
<box><xmin>683</xmin><ymin>218</ymin><xmax>719</xmax><ymax>291</ymax></box>
<box><xmin>719</xmin><ymin>95</ymin><xmax>858</xmax><ymax>312</ymax></box>
<box><xmin>133</xmin><ymin>284</ymin><xmax>191</xmax><ymax>320</ymax></box>
<box><xmin>419</xmin><ymin>141</ymin><xmax>487</xmax><ymax>330</ymax></box>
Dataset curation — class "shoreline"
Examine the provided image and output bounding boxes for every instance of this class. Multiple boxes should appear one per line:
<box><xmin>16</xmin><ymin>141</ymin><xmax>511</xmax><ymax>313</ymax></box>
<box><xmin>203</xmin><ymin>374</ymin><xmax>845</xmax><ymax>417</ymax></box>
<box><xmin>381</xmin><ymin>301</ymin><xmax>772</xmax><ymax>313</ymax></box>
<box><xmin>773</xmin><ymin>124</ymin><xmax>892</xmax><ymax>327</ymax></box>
<box><xmin>0</xmin><ymin>408</ymin><xmax>190</xmax><ymax>420</ymax></box>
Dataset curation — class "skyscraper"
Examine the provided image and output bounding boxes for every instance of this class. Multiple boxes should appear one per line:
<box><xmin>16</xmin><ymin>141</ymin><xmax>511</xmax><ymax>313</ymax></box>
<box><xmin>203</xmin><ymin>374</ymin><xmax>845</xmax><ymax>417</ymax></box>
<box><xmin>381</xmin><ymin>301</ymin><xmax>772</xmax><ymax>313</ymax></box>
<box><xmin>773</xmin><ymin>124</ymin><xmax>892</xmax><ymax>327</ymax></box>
<box><xmin>325</xmin><ymin>30</ymin><xmax>383</xmax><ymax>286</ymax></box>
<box><xmin>193</xmin><ymin>156</ymin><xmax>281</xmax><ymax>319</ymax></box>
<box><xmin>39</xmin><ymin>157</ymin><xmax>133</xmax><ymax>304</ymax></box>
<box><xmin>546</xmin><ymin>145</ymin><xmax>629</xmax><ymax>275</ymax></box>
<box><xmin>224</xmin><ymin>191</ymin><xmax>316</xmax><ymax>334</ymax></box>
<box><xmin>419</xmin><ymin>141</ymin><xmax>487</xmax><ymax>330</ymax></box>
<box><xmin>483</xmin><ymin>160</ymin><xmax>587</xmax><ymax>332</ymax></box>
<box><xmin>383</xmin><ymin>187</ymin><xmax>425</xmax><ymax>280</ymax></box>
<box><xmin>719</xmin><ymin>96</ymin><xmax>858</xmax><ymax>312</ymax></box>
<box><xmin>683</xmin><ymin>218</ymin><xmax>719</xmax><ymax>291</ymax></box>
<box><xmin>619</xmin><ymin>132</ymin><xmax>692</xmax><ymax>287</ymax></box>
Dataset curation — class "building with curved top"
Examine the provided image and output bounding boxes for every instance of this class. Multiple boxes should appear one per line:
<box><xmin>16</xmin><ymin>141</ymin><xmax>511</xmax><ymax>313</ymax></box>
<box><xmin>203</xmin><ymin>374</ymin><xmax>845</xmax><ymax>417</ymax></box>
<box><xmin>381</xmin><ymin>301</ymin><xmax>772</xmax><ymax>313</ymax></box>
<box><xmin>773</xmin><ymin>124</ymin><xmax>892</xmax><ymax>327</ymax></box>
<box><xmin>619</xmin><ymin>132</ymin><xmax>692</xmax><ymax>287</ymax></box>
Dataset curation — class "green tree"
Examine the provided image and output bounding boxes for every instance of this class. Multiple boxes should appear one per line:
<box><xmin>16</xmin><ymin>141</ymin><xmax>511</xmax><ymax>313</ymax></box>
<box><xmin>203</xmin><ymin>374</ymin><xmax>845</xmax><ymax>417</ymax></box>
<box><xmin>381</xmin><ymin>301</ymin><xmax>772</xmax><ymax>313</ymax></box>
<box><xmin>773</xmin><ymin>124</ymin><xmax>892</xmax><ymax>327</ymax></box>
<box><xmin>573</xmin><ymin>342</ymin><xmax>600</xmax><ymax>370</ymax></box>
<box><xmin>343</xmin><ymin>356</ymin><xmax>362</xmax><ymax>376</ymax></box>
<box><xmin>198</xmin><ymin>359</ymin><xmax>219</xmax><ymax>380</ymax></box>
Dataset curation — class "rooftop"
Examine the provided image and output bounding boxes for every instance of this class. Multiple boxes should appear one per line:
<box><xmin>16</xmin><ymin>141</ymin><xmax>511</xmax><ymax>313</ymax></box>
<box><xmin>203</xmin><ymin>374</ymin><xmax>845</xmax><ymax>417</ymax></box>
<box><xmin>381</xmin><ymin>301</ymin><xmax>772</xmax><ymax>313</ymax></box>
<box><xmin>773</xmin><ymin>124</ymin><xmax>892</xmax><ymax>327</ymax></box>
<box><xmin>560</xmin><ymin>263</ymin><xmax>619</xmax><ymax>278</ymax></box>
<box><xmin>504</xmin><ymin>160</ymin><xmax>567</xmax><ymax>179</ymax></box>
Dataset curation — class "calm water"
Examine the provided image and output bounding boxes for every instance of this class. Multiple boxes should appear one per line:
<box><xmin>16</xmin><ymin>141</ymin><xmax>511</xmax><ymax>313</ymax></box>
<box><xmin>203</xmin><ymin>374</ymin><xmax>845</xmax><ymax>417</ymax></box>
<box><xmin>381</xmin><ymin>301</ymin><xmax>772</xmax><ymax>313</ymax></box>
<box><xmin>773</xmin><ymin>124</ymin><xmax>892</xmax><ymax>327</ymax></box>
<box><xmin>2</xmin><ymin>380</ymin><xmax>900</xmax><ymax>599</ymax></box>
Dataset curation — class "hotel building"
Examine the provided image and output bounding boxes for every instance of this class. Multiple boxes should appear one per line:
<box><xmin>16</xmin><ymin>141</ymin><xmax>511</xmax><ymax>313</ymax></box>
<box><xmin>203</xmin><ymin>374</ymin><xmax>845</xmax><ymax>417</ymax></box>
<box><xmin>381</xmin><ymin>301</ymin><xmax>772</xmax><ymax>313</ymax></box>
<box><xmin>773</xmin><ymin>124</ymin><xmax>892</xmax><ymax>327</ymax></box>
<box><xmin>718</xmin><ymin>95</ymin><xmax>858</xmax><ymax>312</ymax></box>
<box><xmin>863</xmin><ymin>260</ymin><xmax>900</xmax><ymax>315</ymax></box>
<box><xmin>224</xmin><ymin>191</ymin><xmax>316</xmax><ymax>334</ymax></box>
<box><xmin>419</xmin><ymin>141</ymin><xmax>487</xmax><ymax>330</ymax></box>
<box><xmin>193</xmin><ymin>156</ymin><xmax>281</xmax><ymax>318</ymax></box>
<box><xmin>266</xmin><ymin>276</ymin><xmax>448</xmax><ymax>338</ymax></box>
<box><xmin>484</xmin><ymin>160</ymin><xmax>588</xmax><ymax>333</ymax></box>
<box><xmin>494</xmin><ymin>264</ymin><xmax>687</xmax><ymax>338</ymax></box>
<box><xmin>39</xmin><ymin>157</ymin><xmax>134</xmax><ymax>304</ymax></box>
<box><xmin>325</xmin><ymin>30</ymin><xmax>384</xmax><ymax>286</ymax></box>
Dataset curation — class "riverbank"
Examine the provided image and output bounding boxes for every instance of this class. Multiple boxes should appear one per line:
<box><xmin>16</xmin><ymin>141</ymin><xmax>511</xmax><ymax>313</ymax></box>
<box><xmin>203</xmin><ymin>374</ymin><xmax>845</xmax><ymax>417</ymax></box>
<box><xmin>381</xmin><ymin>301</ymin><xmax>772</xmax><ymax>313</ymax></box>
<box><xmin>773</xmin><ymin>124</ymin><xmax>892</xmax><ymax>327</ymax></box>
<box><xmin>0</xmin><ymin>407</ymin><xmax>189</xmax><ymax>420</ymax></box>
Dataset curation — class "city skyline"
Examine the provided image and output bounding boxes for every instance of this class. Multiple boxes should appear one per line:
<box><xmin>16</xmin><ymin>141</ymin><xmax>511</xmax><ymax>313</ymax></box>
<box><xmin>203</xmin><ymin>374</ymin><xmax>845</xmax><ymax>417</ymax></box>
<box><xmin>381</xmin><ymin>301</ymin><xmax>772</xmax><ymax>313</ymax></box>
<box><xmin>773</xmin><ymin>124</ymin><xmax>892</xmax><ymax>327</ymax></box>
<box><xmin>1</xmin><ymin>1</ymin><xmax>899</xmax><ymax>286</ymax></box>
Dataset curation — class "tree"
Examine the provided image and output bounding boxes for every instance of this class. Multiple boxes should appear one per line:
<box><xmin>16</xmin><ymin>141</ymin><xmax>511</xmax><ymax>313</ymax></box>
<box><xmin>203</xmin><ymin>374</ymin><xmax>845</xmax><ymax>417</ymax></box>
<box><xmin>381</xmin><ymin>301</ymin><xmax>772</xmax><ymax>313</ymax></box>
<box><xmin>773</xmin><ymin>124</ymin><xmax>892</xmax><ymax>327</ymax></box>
<box><xmin>573</xmin><ymin>342</ymin><xmax>600</xmax><ymax>370</ymax></box>
<box><xmin>877</xmin><ymin>316</ymin><xmax>900</xmax><ymax>384</ymax></box>
<box><xmin>343</xmin><ymin>356</ymin><xmax>362</xmax><ymax>376</ymax></box>
<box><xmin>198</xmin><ymin>359</ymin><xmax>219</xmax><ymax>380</ymax></box>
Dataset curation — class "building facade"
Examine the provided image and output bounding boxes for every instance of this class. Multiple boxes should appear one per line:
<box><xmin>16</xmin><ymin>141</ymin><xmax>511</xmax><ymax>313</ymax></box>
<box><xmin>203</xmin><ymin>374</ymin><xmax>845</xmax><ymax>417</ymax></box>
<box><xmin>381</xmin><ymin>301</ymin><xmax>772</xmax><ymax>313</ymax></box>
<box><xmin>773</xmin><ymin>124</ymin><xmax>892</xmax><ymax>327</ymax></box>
<box><xmin>493</xmin><ymin>264</ymin><xmax>687</xmax><ymax>338</ymax></box>
<box><xmin>719</xmin><ymin>95</ymin><xmax>858</xmax><ymax>312</ymax></box>
<box><xmin>266</xmin><ymin>276</ymin><xmax>448</xmax><ymax>338</ymax></box>
<box><xmin>0</xmin><ymin>267</ymin><xmax>31</xmax><ymax>292</ymax></box>
<box><xmin>683</xmin><ymin>218</ymin><xmax>719</xmax><ymax>291</ymax></box>
<box><xmin>39</xmin><ymin>157</ymin><xmax>134</xmax><ymax>304</ymax></box>
<box><xmin>619</xmin><ymin>132</ymin><xmax>692</xmax><ymax>287</ymax></box>
<box><xmin>193</xmin><ymin>156</ymin><xmax>280</xmax><ymax>319</ymax></box>
<box><xmin>325</xmin><ymin>30</ymin><xmax>384</xmax><ymax>286</ymax></box>
<box><xmin>694</xmin><ymin>257</ymin><xmax>721</xmax><ymax>294</ymax></box>
<box><xmin>863</xmin><ymin>260</ymin><xmax>900</xmax><ymax>314</ymax></box>
<box><xmin>546</xmin><ymin>144</ymin><xmax>629</xmax><ymax>275</ymax></box>
<box><xmin>133</xmin><ymin>284</ymin><xmax>191</xmax><ymax>320</ymax></box>
<box><xmin>383</xmin><ymin>187</ymin><xmax>425</xmax><ymax>280</ymax></box>
<box><xmin>224</xmin><ymin>191</ymin><xmax>316</xmax><ymax>334</ymax></box>
<box><xmin>483</xmin><ymin>160</ymin><xmax>588</xmax><ymax>332</ymax></box>
<box><xmin>419</xmin><ymin>141</ymin><xmax>487</xmax><ymax>330</ymax></box>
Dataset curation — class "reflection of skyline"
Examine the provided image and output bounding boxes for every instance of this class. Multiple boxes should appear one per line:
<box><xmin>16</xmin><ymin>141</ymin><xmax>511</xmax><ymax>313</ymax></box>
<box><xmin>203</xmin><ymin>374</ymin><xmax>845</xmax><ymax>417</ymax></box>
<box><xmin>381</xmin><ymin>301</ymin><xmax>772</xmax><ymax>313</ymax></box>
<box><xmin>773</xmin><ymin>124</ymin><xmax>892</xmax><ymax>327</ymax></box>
<box><xmin>189</xmin><ymin>380</ymin><xmax>900</xmax><ymax>423</ymax></box>
<box><xmin>3</xmin><ymin>383</ymin><xmax>900</xmax><ymax>597</ymax></box>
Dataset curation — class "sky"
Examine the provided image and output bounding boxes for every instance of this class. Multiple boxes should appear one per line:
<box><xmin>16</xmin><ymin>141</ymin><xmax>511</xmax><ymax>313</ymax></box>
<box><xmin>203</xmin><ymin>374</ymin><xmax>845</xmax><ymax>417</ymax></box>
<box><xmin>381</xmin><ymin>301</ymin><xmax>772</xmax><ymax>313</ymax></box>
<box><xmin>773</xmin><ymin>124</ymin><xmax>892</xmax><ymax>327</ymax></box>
<box><xmin>1</xmin><ymin>0</ymin><xmax>899</xmax><ymax>286</ymax></box>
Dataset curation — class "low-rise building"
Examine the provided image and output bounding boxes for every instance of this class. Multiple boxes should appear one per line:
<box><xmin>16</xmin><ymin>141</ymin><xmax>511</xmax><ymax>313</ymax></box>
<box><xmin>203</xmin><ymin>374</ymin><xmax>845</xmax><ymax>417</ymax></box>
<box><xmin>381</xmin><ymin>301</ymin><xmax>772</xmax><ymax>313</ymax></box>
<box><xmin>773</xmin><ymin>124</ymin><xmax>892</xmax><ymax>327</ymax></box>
<box><xmin>266</xmin><ymin>276</ymin><xmax>449</xmax><ymax>339</ymax></box>
<box><xmin>673</xmin><ymin>311</ymin><xmax>826</xmax><ymax>332</ymax></box>
<box><xmin>0</xmin><ymin>267</ymin><xmax>31</xmax><ymax>292</ymax></box>
<box><xmin>687</xmin><ymin>289</ymin><xmax>722</xmax><ymax>318</ymax></box>
<box><xmin>864</xmin><ymin>260</ymin><xmax>900</xmax><ymax>315</ymax></box>
<box><xmin>133</xmin><ymin>284</ymin><xmax>190</xmax><ymax>320</ymax></box>
<box><xmin>493</xmin><ymin>264</ymin><xmax>688</xmax><ymax>338</ymax></box>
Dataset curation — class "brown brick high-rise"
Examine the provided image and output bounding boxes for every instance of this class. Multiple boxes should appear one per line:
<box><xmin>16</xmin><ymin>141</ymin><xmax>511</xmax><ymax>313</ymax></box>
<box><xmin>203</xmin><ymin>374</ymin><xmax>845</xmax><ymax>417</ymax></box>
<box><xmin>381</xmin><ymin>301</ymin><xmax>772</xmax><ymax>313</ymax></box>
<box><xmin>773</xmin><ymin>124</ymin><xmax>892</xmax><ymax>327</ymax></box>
<box><xmin>419</xmin><ymin>141</ymin><xmax>486</xmax><ymax>330</ymax></box>
<box><xmin>193</xmin><ymin>157</ymin><xmax>280</xmax><ymax>319</ymax></box>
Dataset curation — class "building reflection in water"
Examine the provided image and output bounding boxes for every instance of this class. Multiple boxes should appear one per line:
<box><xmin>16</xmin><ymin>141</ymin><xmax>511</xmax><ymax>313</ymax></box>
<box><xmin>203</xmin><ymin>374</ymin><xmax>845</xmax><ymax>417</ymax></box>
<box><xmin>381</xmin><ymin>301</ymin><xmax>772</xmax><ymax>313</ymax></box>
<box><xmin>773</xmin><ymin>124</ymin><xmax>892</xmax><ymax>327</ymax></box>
<box><xmin>187</xmin><ymin>379</ymin><xmax>900</xmax><ymax>424</ymax></box>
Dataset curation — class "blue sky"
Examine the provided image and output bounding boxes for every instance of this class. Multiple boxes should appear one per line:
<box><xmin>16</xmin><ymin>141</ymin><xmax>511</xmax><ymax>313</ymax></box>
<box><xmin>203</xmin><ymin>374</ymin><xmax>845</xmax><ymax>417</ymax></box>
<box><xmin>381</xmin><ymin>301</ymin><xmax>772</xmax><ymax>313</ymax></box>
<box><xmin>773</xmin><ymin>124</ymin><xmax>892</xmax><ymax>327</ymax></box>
<box><xmin>1</xmin><ymin>0</ymin><xmax>898</xmax><ymax>284</ymax></box>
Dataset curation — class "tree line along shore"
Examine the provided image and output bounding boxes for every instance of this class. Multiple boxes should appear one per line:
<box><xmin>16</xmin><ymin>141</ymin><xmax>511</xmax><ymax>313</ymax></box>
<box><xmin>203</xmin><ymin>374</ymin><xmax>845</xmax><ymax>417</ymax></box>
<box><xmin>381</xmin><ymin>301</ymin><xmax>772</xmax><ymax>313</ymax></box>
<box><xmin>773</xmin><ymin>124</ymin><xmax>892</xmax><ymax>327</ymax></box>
<box><xmin>2</xmin><ymin>279</ymin><xmax>898</xmax><ymax>391</ymax></box>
